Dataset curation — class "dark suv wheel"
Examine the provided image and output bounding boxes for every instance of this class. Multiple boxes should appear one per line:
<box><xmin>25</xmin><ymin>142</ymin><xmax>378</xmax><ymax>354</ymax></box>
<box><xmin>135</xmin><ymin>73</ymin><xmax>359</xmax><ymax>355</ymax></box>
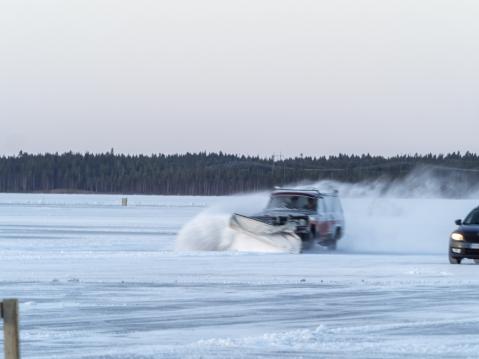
<box><xmin>449</xmin><ymin>255</ymin><xmax>462</xmax><ymax>264</ymax></box>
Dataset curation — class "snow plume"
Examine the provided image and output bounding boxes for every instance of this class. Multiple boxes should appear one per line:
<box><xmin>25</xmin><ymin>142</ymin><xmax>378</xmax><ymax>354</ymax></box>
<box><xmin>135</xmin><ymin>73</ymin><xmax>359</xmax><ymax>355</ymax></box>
<box><xmin>313</xmin><ymin>167</ymin><xmax>479</xmax><ymax>254</ymax></box>
<box><xmin>339</xmin><ymin>197</ymin><xmax>475</xmax><ymax>254</ymax></box>
<box><xmin>175</xmin><ymin>192</ymin><xmax>286</xmax><ymax>253</ymax></box>
<box><xmin>175</xmin><ymin>212</ymin><xmax>233</xmax><ymax>251</ymax></box>
<box><xmin>177</xmin><ymin>167</ymin><xmax>479</xmax><ymax>254</ymax></box>
<box><xmin>314</xmin><ymin>165</ymin><xmax>479</xmax><ymax>199</ymax></box>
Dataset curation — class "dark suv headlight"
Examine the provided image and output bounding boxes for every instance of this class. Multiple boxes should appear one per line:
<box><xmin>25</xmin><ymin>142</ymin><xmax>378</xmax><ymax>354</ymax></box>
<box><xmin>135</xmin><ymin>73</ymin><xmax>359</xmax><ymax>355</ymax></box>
<box><xmin>450</xmin><ymin>232</ymin><xmax>464</xmax><ymax>241</ymax></box>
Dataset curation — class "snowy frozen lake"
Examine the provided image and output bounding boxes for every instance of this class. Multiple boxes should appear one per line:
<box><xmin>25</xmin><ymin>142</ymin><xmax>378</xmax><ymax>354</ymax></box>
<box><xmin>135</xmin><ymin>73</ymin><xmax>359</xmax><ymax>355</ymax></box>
<box><xmin>1</xmin><ymin>193</ymin><xmax>479</xmax><ymax>358</ymax></box>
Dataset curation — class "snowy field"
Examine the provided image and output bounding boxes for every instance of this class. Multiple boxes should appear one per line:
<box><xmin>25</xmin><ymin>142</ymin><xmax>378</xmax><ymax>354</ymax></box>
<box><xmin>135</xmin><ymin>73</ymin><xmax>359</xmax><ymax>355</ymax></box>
<box><xmin>1</xmin><ymin>192</ymin><xmax>479</xmax><ymax>358</ymax></box>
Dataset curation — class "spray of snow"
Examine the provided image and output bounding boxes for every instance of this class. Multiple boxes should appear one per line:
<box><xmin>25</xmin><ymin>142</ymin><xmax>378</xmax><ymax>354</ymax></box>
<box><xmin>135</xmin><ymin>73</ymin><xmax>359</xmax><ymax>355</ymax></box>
<box><xmin>175</xmin><ymin>193</ymin><xmax>296</xmax><ymax>253</ymax></box>
<box><xmin>316</xmin><ymin>166</ymin><xmax>479</xmax><ymax>199</ymax></box>
<box><xmin>176</xmin><ymin>167</ymin><xmax>479</xmax><ymax>254</ymax></box>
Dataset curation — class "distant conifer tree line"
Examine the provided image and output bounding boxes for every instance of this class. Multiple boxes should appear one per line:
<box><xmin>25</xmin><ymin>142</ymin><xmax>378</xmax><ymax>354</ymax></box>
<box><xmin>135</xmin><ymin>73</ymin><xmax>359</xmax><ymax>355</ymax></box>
<box><xmin>0</xmin><ymin>151</ymin><xmax>478</xmax><ymax>195</ymax></box>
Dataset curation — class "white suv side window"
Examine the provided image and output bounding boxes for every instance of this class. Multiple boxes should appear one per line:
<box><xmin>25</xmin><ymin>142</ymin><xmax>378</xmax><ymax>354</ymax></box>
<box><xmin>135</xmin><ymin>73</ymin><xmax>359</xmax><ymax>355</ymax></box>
<box><xmin>331</xmin><ymin>198</ymin><xmax>339</xmax><ymax>213</ymax></box>
<box><xmin>318</xmin><ymin>198</ymin><xmax>327</xmax><ymax>214</ymax></box>
<box><xmin>335</xmin><ymin>198</ymin><xmax>343</xmax><ymax>214</ymax></box>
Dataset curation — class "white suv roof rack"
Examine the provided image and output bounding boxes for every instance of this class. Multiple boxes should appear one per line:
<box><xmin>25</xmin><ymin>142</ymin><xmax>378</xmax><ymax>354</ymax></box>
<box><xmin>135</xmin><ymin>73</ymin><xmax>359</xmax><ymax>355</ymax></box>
<box><xmin>272</xmin><ymin>187</ymin><xmax>339</xmax><ymax>196</ymax></box>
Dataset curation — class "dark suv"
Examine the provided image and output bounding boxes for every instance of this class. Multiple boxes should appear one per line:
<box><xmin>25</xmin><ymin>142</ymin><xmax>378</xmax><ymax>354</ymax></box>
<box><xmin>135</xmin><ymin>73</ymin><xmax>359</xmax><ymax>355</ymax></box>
<box><xmin>449</xmin><ymin>206</ymin><xmax>479</xmax><ymax>264</ymax></box>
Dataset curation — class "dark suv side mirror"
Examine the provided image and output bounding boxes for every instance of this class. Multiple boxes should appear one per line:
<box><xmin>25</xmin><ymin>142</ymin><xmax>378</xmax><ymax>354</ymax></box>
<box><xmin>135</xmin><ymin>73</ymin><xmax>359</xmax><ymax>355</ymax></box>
<box><xmin>455</xmin><ymin>219</ymin><xmax>462</xmax><ymax>226</ymax></box>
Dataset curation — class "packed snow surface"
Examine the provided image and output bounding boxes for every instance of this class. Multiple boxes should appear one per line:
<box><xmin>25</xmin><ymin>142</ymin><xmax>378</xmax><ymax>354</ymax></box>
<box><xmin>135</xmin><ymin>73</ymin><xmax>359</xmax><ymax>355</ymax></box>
<box><xmin>1</xmin><ymin>191</ymin><xmax>479</xmax><ymax>358</ymax></box>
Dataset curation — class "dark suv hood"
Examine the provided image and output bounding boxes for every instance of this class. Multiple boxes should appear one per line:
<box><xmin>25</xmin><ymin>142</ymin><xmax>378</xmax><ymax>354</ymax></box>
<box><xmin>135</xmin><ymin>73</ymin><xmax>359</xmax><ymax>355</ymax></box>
<box><xmin>458</xmin><ymin>224</ymin><xmax>479</xmax><ymax>233</ymax></box>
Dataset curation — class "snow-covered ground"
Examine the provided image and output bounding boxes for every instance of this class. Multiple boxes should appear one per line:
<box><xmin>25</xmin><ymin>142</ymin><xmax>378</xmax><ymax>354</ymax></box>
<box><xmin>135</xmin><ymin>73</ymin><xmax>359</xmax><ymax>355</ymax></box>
<box><xmin>1</xmin><ymin>193</ymin><xmax>479</xmax><ymax>358</ymax></box>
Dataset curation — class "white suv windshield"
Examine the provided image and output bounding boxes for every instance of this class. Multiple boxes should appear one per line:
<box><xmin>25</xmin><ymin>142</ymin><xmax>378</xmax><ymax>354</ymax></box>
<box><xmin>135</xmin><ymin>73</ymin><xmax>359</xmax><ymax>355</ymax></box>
<box><xmin>267</xmin><ymin>195</ymin><xmax>317</xmax><ymax>211</ymax></box>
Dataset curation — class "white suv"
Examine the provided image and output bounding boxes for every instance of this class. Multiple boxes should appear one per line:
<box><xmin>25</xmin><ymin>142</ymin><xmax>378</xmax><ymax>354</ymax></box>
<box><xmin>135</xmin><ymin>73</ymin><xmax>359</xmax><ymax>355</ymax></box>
<box><xmin>253</xmin><ymin>188</ymin><xmax>345</xmax><ymax>250</ymax></box>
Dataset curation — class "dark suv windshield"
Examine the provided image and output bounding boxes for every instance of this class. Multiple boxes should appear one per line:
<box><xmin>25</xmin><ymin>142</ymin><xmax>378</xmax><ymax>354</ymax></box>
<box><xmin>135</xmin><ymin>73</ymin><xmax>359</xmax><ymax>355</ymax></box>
<box><xmin>464</xmin><ymin>209</ymin><xmax>479</xmax><ymax>225</ymax></box>
<box><xmin>267</xmin><ymin>195</ymin><xmax>317</xmax><ymax>211</ymax></box>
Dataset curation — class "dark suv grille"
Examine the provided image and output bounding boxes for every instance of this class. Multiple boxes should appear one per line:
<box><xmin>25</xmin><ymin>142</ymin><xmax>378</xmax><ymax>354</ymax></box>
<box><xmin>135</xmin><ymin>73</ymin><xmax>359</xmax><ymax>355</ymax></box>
<box><xmin>463</xmin><ymin>231</ymin><xmax>479</xmax><ymax>243</ymax></box>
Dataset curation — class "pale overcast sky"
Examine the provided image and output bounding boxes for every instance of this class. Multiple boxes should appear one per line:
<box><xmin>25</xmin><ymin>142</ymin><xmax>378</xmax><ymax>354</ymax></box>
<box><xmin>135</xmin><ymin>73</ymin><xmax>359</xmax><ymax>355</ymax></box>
<box><xmin>0</xmin><ymin>1</ymin><xmax>478</xmax><ymax>157</ymax></box>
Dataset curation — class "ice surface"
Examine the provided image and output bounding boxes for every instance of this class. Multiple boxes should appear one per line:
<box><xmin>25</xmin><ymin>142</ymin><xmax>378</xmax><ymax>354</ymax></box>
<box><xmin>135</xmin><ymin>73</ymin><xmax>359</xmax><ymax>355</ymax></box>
<box><xmin>1</xmin><ymin>192</ymin><xmax>479</xmax><ymax>358</ymax></box>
